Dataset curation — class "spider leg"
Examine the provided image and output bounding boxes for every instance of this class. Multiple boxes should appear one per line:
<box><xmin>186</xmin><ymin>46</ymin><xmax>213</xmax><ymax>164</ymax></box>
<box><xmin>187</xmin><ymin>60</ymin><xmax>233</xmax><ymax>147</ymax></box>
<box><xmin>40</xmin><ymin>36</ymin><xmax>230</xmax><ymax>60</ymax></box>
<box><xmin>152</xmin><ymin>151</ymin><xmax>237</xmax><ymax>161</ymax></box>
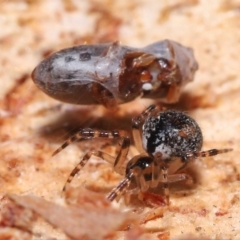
<box><xmin>113</xmin><ymin>134</ymin><xmax>131</xmax><ymax>174</ymax></box>
<box><xmin>63</xmin><ymin>138</ymin><xmax>130</xmax><ymax>192</ymax></box>
<box><xmin>137</xmin><ymin>170</ymin><xmax>150</xmax><ymax>192</ymax></box>
<box><xmin>107</xmin><ymin>163</ymin><xmax>152</xmax><ymax>202</ymax></box>
<box><xmin>160</xmin><ymin>165</ymin><xmax>170</xmax><ymax>205</ymax></box>
<box><xmin>151</xmin><ymin>160</ymin><xmax>160</xmax><ymax>188</ymax></box>
<box><xmin>157</xmin><ymin>148</ymin><xmax>233</xmax><ymax>204</ymax></box>
<box><xmin>63</xmin><ymin>150</ymin><xmax>116</xmax><ymax>191</ymax></box>
<box><xmin>150</xmin><ymin>158</ymin><xmax>191</xmax><ymax>205</ymax></box>
<box><xmin>187</xmin><ymin>148</ymin><xmax>233</xmax><ymax>158</ymax></box>
<box><xmin>167</xmin><ymin>147</ymin><xmax>233</xmax><ymax>183</ymax></box>
<box><xmin>53</xmin><ymin>128</ymin><xmax>131</xmax><ymax>192</ymax></box>
<box><xmin>107</xmin><ymin>172</ymin><xmax>133</xmax><ymax>201</ymax></box>
<box><xmin>167</xmin><ymin>173</ymin><xmax>191</xmax><ymax>183</ymax></box>
<box><xmin>132</xmin><ymin>105</ymin><xmax>158</xmax><ymax>153</ymax></box>
<box><xmin>150</xmin><ymin>159</ymin><xmax>189</xmax><ymax>187</ymax></box>
<box><xmin>52</xmin><ymin>128</ymin><xmax>128</xmax><ymax>156</ymax></box>
<box><xmin>162</xmin><ymin>148</ymin><xmax>233</xmax><ymax>198</ymax></box>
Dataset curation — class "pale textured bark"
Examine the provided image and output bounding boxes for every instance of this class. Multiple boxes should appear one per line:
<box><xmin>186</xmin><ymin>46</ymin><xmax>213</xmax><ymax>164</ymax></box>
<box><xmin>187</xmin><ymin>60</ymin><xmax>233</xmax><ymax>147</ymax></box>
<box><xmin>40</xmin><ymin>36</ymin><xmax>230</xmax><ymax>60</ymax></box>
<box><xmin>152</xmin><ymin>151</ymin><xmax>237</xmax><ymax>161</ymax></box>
<box><xmin>0</xmin><ymin>0</ymin><xmax>239</xmax><ymax>239</ymax></box>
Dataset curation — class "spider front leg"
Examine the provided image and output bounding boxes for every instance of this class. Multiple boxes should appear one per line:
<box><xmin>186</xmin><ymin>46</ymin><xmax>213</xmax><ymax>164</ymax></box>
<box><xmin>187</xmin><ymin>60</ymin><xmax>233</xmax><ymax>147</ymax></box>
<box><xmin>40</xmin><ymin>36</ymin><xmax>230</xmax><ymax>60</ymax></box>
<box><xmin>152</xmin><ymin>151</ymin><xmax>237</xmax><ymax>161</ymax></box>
<box><xmin>107</xmin><ymin>154</ymin><xmax>152</xmax><ymax>202</ymax></box>
<box><xmin>107</xmin><ymin>172</ymin><xmax>133</xmax><ymax>201</ymax></box>
<box><xmin>107</xmin><ymin>159</ymin><xmax>191</xmax><ymax>204</ymax></box>
<box><xmin>107</xmin><ymin>154</ymin><xmax>161</xmax><ymax>202</ymax></box>
<box><xmin>132</xmin><ymin>105</ymin><xmax>159</xmax><ymax>153</ymax></box>
<box><xmin>52</xmin><ymin>128</ymin><xmax>130</xmax><ymax>192</ymax></box>
<box><xmin>107</xmin><ymin>162</ymin><xmax>151</xmax><ymax>202</ymax></box>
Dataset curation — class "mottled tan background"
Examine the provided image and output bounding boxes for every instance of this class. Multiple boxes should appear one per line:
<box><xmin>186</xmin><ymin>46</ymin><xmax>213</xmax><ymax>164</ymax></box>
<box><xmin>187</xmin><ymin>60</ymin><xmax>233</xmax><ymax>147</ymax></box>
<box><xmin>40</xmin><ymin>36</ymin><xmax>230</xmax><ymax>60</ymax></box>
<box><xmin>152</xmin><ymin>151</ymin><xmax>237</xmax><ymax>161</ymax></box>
<box><xmin>0</xmin><ymin>0</ymin><xmax>240</xmax><ymax>239</ymax></box>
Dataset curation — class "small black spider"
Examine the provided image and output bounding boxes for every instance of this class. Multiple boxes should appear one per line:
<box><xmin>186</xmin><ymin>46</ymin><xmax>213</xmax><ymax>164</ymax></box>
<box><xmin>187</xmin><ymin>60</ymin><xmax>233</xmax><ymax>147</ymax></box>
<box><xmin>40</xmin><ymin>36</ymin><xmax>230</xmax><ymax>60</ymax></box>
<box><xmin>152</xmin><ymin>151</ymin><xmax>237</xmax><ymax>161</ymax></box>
<box><xmin>53</xmin><ymin>105</ymin><xmax>232</xmax><ymax>204</ymax></box>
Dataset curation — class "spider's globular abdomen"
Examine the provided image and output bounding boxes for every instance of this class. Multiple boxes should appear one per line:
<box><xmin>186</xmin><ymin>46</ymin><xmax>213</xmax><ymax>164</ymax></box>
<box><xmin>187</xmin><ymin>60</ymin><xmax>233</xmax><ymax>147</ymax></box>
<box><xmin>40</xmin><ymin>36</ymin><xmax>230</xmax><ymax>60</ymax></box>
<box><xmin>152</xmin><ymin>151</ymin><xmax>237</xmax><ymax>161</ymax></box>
<box><xmin>142</xmin><ymin>110</ymin><xmax>203</xmax><ymax>160</ymax></box>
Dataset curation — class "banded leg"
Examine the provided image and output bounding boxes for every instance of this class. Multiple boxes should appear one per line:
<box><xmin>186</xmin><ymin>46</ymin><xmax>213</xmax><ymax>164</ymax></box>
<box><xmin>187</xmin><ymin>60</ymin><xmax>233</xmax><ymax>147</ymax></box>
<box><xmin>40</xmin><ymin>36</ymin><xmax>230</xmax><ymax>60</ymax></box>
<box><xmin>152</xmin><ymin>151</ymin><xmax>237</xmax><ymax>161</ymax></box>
<box><xmin>186</xmin><ymin>148</ymin><xmax>233</xmax><ymax>158</ymax></box>
<box><xmin>63</xmin><ymin>150</ymin><xmax>115</xmax><ymax>191</ymax></box>
<box><xmin>158</xmin><ymin>148</ymin><xmax>233</xmax><ymax>204</ymax></box>
<box><xmin>63</xmin><ymin>137</ymin><xmax>130</xmax><ymax>192</ymax></box>
<box><xmin>107</xmin><ymin>160</ymin><xmax>153</xmax><ymax>202</ymax></box>
<box><xmin>107</xmin><ymin>172</ymin><xmax>133</xmax><ymax>201</ymax></box>
<box><xmin>52</xmin><ymin>128</ymin><xmax>131</xmax><ymax>191</ymax></box>
<box><xmin>52</xmin><ymin>128</ymin><xmax>127</xmax><ymax>156</ymax></box>
<box><xmin>132</xmin><ymin>105</ymin><xmax>158</xmax><ymax>153</ymax></box>
<box><xmin>113</xmin><ymin>135</ymin><xmax>131</xmax><ymax>174</ymax></box>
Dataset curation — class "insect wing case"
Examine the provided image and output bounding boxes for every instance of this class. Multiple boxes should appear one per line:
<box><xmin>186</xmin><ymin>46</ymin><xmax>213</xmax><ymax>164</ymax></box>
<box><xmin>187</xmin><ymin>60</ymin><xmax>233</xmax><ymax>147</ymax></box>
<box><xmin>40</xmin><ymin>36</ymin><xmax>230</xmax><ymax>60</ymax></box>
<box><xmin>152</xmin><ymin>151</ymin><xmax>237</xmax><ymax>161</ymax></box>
<box><xmin>32</xmin><ymin>42</ymin><xmax>134</xmax><ymax>105</ymax></box>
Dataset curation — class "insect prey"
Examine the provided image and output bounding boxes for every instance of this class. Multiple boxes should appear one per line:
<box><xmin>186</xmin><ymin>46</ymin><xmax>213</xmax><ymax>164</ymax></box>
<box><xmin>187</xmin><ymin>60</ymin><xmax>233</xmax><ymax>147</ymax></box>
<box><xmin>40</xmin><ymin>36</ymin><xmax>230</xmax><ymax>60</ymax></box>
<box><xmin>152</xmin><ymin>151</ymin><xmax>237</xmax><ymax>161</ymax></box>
<box><xmin>32</xmin><ymin>40</ymin><xmax>198</xmax><ymax>109</ymax></box>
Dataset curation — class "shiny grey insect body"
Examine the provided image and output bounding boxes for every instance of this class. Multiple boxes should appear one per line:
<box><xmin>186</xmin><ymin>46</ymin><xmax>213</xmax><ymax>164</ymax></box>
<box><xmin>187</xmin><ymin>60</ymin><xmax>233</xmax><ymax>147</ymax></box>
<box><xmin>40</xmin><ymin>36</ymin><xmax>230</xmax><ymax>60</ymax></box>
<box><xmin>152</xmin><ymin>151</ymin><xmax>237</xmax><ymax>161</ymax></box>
<box><xmin>32</xmin><ymin>40</ymin><xmax>198</xmax><ymax>109</ymax></box>
<box><xmin>52</xmin><ymin>105</ymin><xmax>232</xmax><ymax>204</ymax></box>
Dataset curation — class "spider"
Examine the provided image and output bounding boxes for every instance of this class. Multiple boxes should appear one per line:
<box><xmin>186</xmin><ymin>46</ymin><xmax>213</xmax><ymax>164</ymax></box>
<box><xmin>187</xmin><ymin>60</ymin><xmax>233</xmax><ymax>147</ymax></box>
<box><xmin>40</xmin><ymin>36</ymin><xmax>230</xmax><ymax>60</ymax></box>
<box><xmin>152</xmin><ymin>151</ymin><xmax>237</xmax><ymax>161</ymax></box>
<box><xmin>53</xmin><ymin>105</ymin><xmax>232</xmax><ymax>204</ymax></box>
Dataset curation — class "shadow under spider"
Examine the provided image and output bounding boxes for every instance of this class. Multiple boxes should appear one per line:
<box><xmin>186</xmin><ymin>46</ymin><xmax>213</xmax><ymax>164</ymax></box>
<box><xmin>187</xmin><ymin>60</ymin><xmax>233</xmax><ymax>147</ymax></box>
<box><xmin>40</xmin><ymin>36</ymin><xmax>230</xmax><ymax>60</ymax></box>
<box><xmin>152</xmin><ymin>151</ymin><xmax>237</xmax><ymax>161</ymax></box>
<box><xmin>37</xmin><ymin>105</ymin><xmax>136</xmax><ymax>142</ymax></box>
<box><xmin>36</xmin><ymin>89</ymin><xmax>211</xmax><ymax>142</ymax></box>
